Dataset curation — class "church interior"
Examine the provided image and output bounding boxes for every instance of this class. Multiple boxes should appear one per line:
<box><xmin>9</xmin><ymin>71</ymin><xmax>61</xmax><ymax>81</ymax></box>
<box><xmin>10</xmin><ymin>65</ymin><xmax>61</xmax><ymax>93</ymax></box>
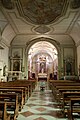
<box><xmin>0</xmin><ymin>0</ymin><xmax>80</xmax><ymax>120</ymax></box>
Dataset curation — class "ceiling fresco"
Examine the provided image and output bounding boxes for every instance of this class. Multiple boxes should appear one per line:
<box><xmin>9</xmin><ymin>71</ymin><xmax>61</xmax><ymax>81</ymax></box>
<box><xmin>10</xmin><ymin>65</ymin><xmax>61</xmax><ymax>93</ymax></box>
<box><xmin>17</xmin><ymin>0</ymin><xmax>68</xmax><ymax>25</ymax></box>
<box><xmin>1</xmin><ymin>0</ymin><xmax>15</xmax><ymax>9</ymax></box>
<box><xmin>0</xmin><ymin>0</ymin><xmax>80</xmax><ymax>46</ymax></box>
<box><xmin>1</xmin><ymin>0</ymin><xmax>80</xmax><ymax>25</ymax></box>
<box><xmin>70</xmin><ymin>0</ymin><xmax>80</xmax><ymax>9</ymax></box>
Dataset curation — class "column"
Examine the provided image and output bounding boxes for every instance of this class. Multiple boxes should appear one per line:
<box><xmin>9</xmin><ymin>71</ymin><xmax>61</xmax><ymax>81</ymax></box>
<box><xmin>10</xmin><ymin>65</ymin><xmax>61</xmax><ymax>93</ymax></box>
<box><xmin>20</xmin><ymin>59</ymin><xmax>22</xmax><ymax>71</ymax></box>
<box><xmin>0</xmin><ymin>69</ymin><xmax>2</xmax><ymax>82</ymax></box>
<box><xmin>11</xmin><ymin>59</ymin><xmax>13</xmax><ymax>71</ymax></box>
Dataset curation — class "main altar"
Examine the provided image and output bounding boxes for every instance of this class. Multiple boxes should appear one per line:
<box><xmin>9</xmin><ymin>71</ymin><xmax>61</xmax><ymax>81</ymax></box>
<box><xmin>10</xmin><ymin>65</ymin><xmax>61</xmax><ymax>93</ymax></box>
<box><xmin>38</xmin><ymin>73</ymin><xmax>47</xmax><ymax>81</ymax></box>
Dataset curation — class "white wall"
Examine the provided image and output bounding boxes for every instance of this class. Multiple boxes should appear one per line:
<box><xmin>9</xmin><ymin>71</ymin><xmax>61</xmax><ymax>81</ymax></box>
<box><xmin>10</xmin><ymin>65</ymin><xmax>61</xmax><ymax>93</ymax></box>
<box><xmin>77</xmin><ymin>45</ymin><xmax>80</xmax><ymax>75</ymax></box>
<box><xmin>0</xmin><ymin>46</ymin><xmax>9</xmax><ymax>81</ymax></box>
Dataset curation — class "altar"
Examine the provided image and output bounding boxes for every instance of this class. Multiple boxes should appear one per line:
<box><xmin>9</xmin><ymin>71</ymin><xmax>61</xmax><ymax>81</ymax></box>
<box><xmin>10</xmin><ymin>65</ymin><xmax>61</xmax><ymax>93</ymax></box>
<box><xmin>38</xmin><ymin>73</ymin><xmax>47</xmax><ymax>81</ymax></box>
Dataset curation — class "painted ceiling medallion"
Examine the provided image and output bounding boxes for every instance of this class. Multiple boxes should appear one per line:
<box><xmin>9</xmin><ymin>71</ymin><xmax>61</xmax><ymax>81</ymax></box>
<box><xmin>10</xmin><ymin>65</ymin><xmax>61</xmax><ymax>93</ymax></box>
<box><xmin>34</xmin><ymin>25</ymin><xmax>50</xmax><ymax>33</ymax></box>
<box><xmin>18</xmin><ymin>0</ymin><xmax>68</xmax><ymax>25</ymax></box>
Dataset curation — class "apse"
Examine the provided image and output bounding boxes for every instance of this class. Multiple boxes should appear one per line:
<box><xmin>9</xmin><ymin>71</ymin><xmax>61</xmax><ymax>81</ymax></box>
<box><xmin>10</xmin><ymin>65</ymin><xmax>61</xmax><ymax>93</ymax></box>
<box><xmin>28</xmin><ymin>41</ymin><xmax>58</xmax><ymax>80</ymax></box>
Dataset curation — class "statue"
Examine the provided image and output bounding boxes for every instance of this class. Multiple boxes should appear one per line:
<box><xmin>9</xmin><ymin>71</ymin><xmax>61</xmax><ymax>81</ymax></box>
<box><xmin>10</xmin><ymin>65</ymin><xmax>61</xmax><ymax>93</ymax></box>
<box><xmin>39</xmin><ymin>62</ymin><xmax>46</xmax><ymax>73</ymax></box>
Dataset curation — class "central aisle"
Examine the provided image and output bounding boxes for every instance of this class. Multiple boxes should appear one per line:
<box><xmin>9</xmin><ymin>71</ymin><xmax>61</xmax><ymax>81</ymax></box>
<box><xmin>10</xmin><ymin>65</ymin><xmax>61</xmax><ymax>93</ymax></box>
<box><xmin>17</xmin><ymin>81</ymin><xmax>67</xmax><ymax>120</ymax></box>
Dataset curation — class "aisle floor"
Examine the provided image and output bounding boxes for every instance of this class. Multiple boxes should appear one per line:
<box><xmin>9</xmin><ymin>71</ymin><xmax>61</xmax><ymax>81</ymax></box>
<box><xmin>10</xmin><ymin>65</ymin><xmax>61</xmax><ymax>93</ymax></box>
<box><xmin>17</xmin><ymin>82</ymin><xmax>79</xmax><ymax>120</ymax></box>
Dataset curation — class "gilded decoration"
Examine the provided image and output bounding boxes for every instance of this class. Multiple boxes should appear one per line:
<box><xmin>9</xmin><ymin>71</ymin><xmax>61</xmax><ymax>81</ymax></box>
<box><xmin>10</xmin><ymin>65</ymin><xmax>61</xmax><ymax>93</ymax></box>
<box><xmin>18</xmin><ymin>0</ymin><xmax>68</xmax><ymax>25</ymax></box>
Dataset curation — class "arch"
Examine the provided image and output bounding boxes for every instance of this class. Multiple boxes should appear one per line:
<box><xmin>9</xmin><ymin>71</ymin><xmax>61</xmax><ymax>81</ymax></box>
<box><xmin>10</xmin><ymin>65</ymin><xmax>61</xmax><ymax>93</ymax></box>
<box><xmin>25</xmin><ymin>37</ymin><xmax>61</xmax><ymax>79</ymax></box>
<box><xmin>26</xmin><ymin>37</ymin><xmax>60</xmax><ymax>54</ymax></box>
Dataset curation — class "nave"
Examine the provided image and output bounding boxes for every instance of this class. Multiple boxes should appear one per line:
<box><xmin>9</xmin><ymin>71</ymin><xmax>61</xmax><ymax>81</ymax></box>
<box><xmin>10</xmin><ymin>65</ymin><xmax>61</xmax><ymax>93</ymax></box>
<box><xmin>16</xmin><ymin>81</ymin><xmax>73</xmax><ymax>120</ymax></box>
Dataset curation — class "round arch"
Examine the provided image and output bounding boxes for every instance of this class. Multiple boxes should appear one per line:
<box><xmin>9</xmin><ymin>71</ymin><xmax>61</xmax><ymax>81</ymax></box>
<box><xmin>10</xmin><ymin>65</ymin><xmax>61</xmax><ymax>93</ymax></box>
<box><xmin>25</xmin><ymin>37</ymin><xmax>61</xmax><ymax>80</ymax></box>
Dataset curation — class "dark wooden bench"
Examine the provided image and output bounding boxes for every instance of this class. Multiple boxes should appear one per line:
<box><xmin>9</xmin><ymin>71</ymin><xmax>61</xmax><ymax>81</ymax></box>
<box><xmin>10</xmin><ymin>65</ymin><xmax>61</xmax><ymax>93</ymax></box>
<box><xmin>0</xmin><ymin>102</ymin><xmax>10</xmax><ymax>120</ymax></box>
<box><xmin>16</xmin><ymin>79</ymin><xmax>36</xmax><ymax>91</ymax></box>
<box><xmin>0</xmin><ymin>82</ymin><xmax>29</xmax><ymax>100</ymax></box>
<box><xmin>10</xmin><ymin>83</ymin><xmax>31</xmax><ymax>98</ymax></box>
<box><xmin>0</xmin><ymin>86</ymin><xmax>27</xmax><ymax>104</ymax></box>
<box><xmin>54</xmin><ymin>86</ymin><xmax>80</xmax><ymax>103</ymax></box>
<box><xmin>13</xmin><ymin>80</ymin><xmax>36</xmax><ymax>95</ymax></box>
<box><xmin>68</xmin><ymin>98</ymin><xmax>80</xmax><ymax>120</ymax></box>
<box><xmin>50</xmin><ymin>84</ymin><xmax>80</xmax><ymax>102</ymax></box>
<box><xmin>7</xmin><ymin>81</ymin><xmax>32</xmax><ymax>98</ymax></box>
<box><xmin>49</xmin><ymin>80</ymin><xmax>80</xmax><ymax>119</ymax></box>
<box><xmin>0</xmin><ymin>80</ymin><xmax>36</xmax><ymax>105</ymax></box>
<box><xmin>49</xmin><ymin>80</ymin><xmax>74</xmax><ymax>83</ymax></box>
<box><xmin>49</xmin><ymin>80</ymin><xmax>75</xmax><ymax>95</ymax></box>
<box><xmin>0</xmin><ymin>88</ymin><xmax>23</xmax><ymax>110</ymax></box>
<box><xmin>0</xmin><ymin>79</ymin><xmax>36</xmax><ymax>119</ymax></box>
<box><xmin>0</xmin><ymin>79</ymin><xmax>36</xmax><ymax>100</ymax></box>
<box><xmin>56</xmin><ymin>88</ymin><xmax>80</xmax><ymax>102</ymax></box>
<box><xmin>0</xmin><ymin>93</ymin><xmax>19</xmax><ymax>119</ymax></box>
<box><xmin>62</xmin><ymin>92</ymin><xmax>80</xmax><ymax>115</ymax></box>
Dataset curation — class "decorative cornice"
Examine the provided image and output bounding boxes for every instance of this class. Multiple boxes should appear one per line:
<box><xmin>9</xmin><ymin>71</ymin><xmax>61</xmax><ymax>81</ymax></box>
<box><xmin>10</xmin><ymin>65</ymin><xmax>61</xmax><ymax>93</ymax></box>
<box><xmin>0</xmin><ymin>38</ymin><xmax>10</xmax><ymax>48</ymax></box>
<box><xmin>76</xmin><ymin>40</ymin><xmax>80</xmax><ymax>47</ymax></box>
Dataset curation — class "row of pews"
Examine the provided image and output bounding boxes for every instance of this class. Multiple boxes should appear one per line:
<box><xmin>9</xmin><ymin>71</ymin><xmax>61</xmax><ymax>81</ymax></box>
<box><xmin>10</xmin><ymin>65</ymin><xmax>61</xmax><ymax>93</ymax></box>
<box><xmin>49</xmin><ymin>79</ymin><xmax>80</xmax><ymax>120</ymax></box>
<box><xmin>0</xmin><ymin>79</ymin><xmax>36</xmax><ymax>120</ymax></box>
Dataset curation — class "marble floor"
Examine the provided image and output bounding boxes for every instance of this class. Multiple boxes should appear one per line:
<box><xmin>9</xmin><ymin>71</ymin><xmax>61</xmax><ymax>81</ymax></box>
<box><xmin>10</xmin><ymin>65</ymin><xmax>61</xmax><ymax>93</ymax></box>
<box><xmin>17</xmin><ymin>81</ymin><xmax>79</xmax><ymax>120</ymax></box>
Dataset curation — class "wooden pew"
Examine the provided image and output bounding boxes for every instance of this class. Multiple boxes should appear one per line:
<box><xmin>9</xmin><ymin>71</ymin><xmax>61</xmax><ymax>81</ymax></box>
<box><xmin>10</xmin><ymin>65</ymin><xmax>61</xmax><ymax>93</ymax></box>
<box><xmin>50</xmin><ymin>82</ymin><xmax>80</xmax><ymax>92</ymax></box>
<box><xmin>8</xmin><ymin>83</ymin><xmax>31</xmax><ymax>98</ymax></box>
<box><xmin>0</xmin><ymin>102</ymin><xmax>10</xmax><ymax>120</ymax></box>
<box><xmin>68</xmin><ymin>98</ymin><xmax>80</xmax><ymax>120</ymax></box>
<box><xmin>56</xmin><ymin>88</ymin><xmax>80</xmax><ymax>102</ymax></box>
<box><xmin>52</xmin><ymin>89</ymin><xmax>80</xmax><ymax>117</ymax></box>
<box><xmin>49</xmin><ymin>80</ymin><xmax>77</xmax><ymax>88</ymax></box>
<box><xmin>62</xmin><ymin>92</ymin><xmax>80</xmax><ymax>115</ymax></box>
<box><xmin>49</xmin><ymin>80</ymin><xmax>74</xmax><ymax>82</ymax></box>
<box><xmin>58</xmin><ymin>87</ymin><xmax>80</xmax><ymax>103</ymax></box>
<box><xmin>49</xmin><ymin>80</ymin><xmax>73</xmax><ymax>88</ymax></box>
<box><xmin>0</xmin><ymin>82</ymin><xmax>29</xmax><ymax>100</ymax></box>
<box><xmin>55</xmin><ymin>86</ymin><xmax>80</xmax><ymax>91</ymax></box>
<box><xmin>0</xmin><ymin>81</ymin><xmax>34</xmax><ymax>107</ymax></box>
<box><xmin>0</xmin><ymin>89</ymin><xmax>23</xmax><ymax>110</ymax></box>
<box><xmin>0</xmin><ymin>93</ymin><xmax>19</xmax><ymax>119</ymax></box>
<box><xmin>52</xmin><ymin>83</ymin><xmax>80</xmax><ymax>87</ymax></box>
<box><xmin>49</xmin><ymin>80</ymin><xmax>75</xmax><ymax>94</ymax></box>
<box><xmin>17</xmin><ymin>79</ymin><xmax>36</xmax><ymax>89</ymax></box>
<box><xmin>12</xmin><ymin>80</ymin><xmax>34</xmax><ymax>95</ymax></box>
<box><xmin>11</xmin><ymin>79</ymin><xmax>36</xmax><ymax>92</ymax></box>
<box><xmin>0</xmin><ymin>79</ymin><xmax>36</xmax><ymax>114</ymax></box>
<box><xmin>0</xmin><ymin>86</ymin><xmax>27</xmax><ymax>104</ymax></box>
<box><xmin>4</xmin><ymin>81</ymin><xmax>32</xmax><ymax>98</ymax></box>
<box><xmin>49</xmin><ymin>80</ymin><xmax>80</xmax><ymax>119</ymax></box>
<box><xmin>0</xmin><ymin>79</ymin><xmax>36</xmax><ymax>99</ymax></box>
<box><xmin>50</xmin><ymin>85</ymin><xmax>80</xmax><ymax>102</ymax></box>
<box><xmin>49</xmin><ymin>81</ymin><xmax>80</xmax><ymax>101</ymax></box>
<box><xmin>0</xmin><ymin>80</ymin><xmax>36</xmax><ymax>112</ymax></box>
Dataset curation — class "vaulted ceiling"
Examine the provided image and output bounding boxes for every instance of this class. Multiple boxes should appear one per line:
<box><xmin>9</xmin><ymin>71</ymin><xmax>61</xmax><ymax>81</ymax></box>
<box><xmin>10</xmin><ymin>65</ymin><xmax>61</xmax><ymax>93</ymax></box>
<box><xmin>28</xmin><ymin>41</ymin><xmax>58</xmax><ymax>60</ymax></box>
<box><xmin>0</xmin><ymin>0</ymin><xmax>80</xmax><ymax>47</ymax></box>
